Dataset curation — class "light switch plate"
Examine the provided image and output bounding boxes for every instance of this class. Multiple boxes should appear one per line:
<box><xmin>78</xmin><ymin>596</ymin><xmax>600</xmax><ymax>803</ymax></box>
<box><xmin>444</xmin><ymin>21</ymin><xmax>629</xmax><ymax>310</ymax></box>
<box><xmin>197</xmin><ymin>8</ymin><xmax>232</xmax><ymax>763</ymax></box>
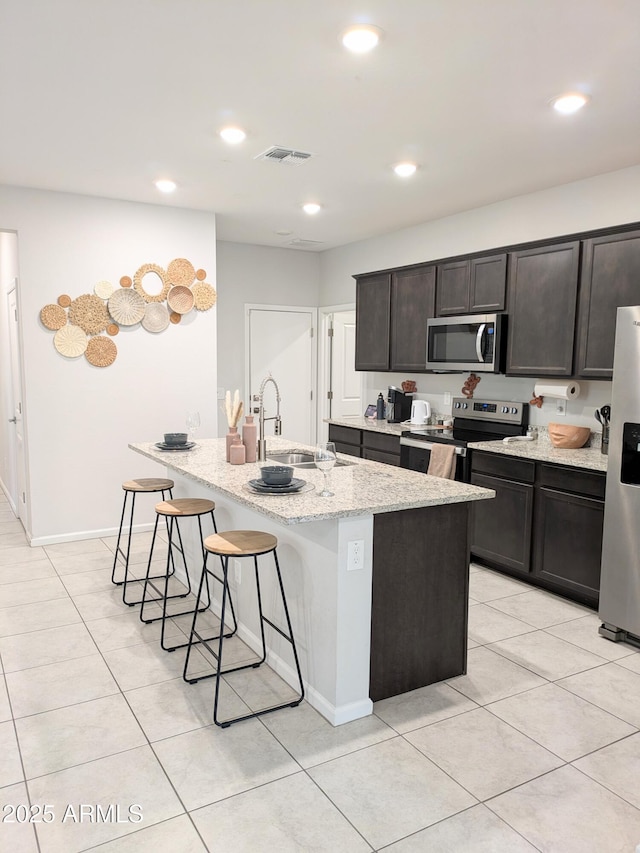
<box><xmin>444</xmin><ymin>392</ymin><xmax>452</xmax><ymax>405</ymax></box>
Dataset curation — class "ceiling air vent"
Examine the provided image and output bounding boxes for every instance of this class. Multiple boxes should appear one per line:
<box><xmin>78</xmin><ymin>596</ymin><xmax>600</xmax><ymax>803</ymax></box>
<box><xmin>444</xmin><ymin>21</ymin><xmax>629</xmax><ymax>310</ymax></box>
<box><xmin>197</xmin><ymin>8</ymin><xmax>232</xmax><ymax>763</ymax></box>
<box><xmin>287</xmin><ymin>238</ymin><xmax>325</xmax><ymax>249</ymax></box>
<box><xmin>255</xmin><ymin>146</ymin><xmax>314</xmax><ymax>166</ymax></box>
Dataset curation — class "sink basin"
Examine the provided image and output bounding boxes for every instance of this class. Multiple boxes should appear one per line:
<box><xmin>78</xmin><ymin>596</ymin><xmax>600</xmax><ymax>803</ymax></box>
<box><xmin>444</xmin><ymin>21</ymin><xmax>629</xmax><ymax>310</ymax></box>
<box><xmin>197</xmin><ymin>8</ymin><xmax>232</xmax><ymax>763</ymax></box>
<box><xmin>266</xmin><ymin>451</ymin><xmax>353</xmax><ymax>468</ymax></box>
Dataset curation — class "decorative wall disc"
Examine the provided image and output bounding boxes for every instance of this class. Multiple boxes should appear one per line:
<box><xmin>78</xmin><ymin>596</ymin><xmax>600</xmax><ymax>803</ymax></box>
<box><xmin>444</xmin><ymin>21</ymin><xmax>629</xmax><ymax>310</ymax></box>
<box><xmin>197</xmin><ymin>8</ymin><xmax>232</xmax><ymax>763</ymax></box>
<box><xmin>120</xmin><ymin>275</ymin><xmax>132</xmax><ymax>288</ymax></box>
<box><xmin>167</xmin><ymin>258</ymin><xmax>196</xmax><ymax>287</ymax></box>
<box><xmin>167</xmin><ymin>285</ymin><xmax>194</xmax><ymax>315</ymax></box>
<box><xmin>106</xmin><ymin>323</ymin><xmax>119</xmax><ymax>336</ymax></box>
<box><xmin>191</xmin><ymin>281</ymin><xmax>217</xmax><ymax>311</ymax></box>
<box><xmin>68</xmin><ymin>294</ymin><xmax>110</xmax><ymax>335</ymax></box>
<box><xmin>54</xmin><ymin>324</ymin><xmax>88</xmax><ymax>358</ymax></box>
<box><xmin>169</xmin><ymin>312</ymin><xmax>181</xmax><ymax>324</ymax></box>
<box><xmin>85</xmin><ymin>336</ymin><xmax>117</xmax><ymax>368</ymax></box>
<box><xmin>142</xmin><ymin>302</ymin><xmax>170</xmax><ymax>333</ymax></box>
<box><xmin>108</xmin><ymin>288</ymin><xmax>145</xmax><ymax>326</ymax></box>
<box><xmin>94</xmin><ymin>280</ymin><xmax>114</xmax><ymax>299</ymax></box>
<box><xmin>57</xmin><ymin>294</ymin><xmax>72</xmax><ymax>308</ymax></box>
<box><xmin>133</xmin><ymin>263</ymin><xmax>169</xmax><ymax>303</ymax></box>
<box><xmin>195</xmin><ymin>268</ymin><xmax>207</xmax><ymax>281</ymax></box>
<box><xmin>40</xmin><ymin>303</ymin><xmax>68</xmax><ymax>330</ymax></box>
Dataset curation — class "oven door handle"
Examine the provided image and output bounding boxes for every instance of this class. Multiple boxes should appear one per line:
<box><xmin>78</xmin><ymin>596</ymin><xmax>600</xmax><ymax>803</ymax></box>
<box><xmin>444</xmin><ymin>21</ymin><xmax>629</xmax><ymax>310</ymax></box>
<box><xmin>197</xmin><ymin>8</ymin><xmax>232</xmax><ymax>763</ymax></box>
<box><xmin>400</xmin><ymin>437</ymin><xmax>466</xmax><ymax>456</ymax></box>
<box><xmin>475</xmin><ymin>323</ymin><xmax>486</xmax><ymax>362</ymax></box>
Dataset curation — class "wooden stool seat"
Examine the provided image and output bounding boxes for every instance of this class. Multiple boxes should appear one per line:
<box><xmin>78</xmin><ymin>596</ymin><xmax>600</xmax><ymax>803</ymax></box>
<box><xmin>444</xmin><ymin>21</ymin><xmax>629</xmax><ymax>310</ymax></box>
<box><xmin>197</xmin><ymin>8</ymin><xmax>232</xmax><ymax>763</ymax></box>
<box><xmin>122</xmin><ymin>477</ymin><xmax>174</xmax><ymax>493</ymax></box>
<box><xmin>204</xmin><ymin>530</ymin><xmax>277</xmax><ymax>557</ymax></box>
<box><xmin>155</xmin><ymin>498</ymin><xmax>216</xmax><ymax>518</ymax></box>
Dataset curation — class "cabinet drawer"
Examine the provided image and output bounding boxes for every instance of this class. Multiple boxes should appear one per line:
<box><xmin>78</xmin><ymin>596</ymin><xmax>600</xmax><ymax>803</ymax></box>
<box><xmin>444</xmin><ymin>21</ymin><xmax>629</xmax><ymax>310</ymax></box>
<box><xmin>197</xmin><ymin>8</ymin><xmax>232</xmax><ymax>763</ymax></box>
<box><xmin>329</xmin><ymin>424</ymin><xmax>362</xmax><ymax>447</ymax></box>
<box><xmin>471</xmin><ymin>451</ymin><xmax>535</xmax><ymax>483</ymax></box>
<box><xmin>363</xmin><ymin>448</ymin><xmax>401</xmax><ymax>466</ymax></box>
<box><xmin>334</xmin><ymin>442</ymin><xmax>362</xmax><ymax>458</ymax></box>
<box><xmin>362</xmin><ymin>431</ymin><xmax>400</xmax><ymax>455</ymax></box>
<box><xmin>538</xmin><ymin>464</ymin><xmax>606</xmax><ymax>500</ymax></box>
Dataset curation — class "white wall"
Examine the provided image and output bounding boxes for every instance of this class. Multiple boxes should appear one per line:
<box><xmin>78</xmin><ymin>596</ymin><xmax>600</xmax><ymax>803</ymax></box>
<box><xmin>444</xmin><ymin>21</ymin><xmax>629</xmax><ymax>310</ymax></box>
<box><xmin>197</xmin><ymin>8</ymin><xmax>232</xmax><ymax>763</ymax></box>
<box><xmin>319</xmin><ymin>165</ymin><xmax>640</xmax><ymax>429</ymax></box>
<box><xmin>0</xmin><ymin>231</ymin><xmax>20</xmax><ymax>509</ymax></box>
<box><xmin>0</xmin><ymin>186</ymin><xmax>217</xmax><ymax>543</ymax></box>
<box><xmin>216</xmin><ymin>241</ymin><xmax>320</xmax><ymax>435</ymax></box>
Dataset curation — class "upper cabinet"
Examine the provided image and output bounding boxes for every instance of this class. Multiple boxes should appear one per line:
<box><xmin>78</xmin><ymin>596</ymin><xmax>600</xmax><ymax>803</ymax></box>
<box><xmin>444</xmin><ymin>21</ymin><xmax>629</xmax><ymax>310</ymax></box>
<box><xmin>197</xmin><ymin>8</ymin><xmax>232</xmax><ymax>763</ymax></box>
<box><xmin>506</xmin><ymin>242</ymin><xmax>580</xmax><ymax>376</ymax></box>
<box><xmin>575</xmin><ymin>229</ymin><xmax>640</xmax><ymax>379</ymax></box>
<box><xmin>355</xmin><ymin>266</ymin><xmax>435</xmax><ymax>372</ymax></box>
<box><xmin>436</xmin><ymin>254</ymin><xmax>506</xmax><ymax>316</ymax></box>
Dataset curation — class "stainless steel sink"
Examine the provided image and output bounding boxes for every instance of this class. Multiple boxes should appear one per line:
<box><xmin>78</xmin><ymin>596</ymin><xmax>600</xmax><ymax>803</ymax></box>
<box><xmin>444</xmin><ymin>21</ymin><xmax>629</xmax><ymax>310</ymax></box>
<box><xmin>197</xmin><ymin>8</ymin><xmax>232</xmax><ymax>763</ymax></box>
<box><xmin>266</xmin><ymin>451</ymin><xmax>353</xmax><ymax>468</ymax></box>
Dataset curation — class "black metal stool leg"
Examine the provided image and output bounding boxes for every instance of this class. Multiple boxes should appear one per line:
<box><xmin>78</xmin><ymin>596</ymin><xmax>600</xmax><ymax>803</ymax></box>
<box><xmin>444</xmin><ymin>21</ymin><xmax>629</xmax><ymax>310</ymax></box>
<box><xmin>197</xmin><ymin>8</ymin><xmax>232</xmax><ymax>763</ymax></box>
<box><xmin>111</xmin><ymin>491</ymin><xmax>130</xmax><ymax>586</ymax></box>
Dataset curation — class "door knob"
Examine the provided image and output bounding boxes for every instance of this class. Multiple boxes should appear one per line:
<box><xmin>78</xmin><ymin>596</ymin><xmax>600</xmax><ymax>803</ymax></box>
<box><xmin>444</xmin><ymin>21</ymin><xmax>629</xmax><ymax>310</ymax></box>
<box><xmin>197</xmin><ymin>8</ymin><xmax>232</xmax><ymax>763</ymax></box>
<box><xmin>8</xmin><ymin>417</ymin><xmax>17</xmax><ymax>423</ymax></box>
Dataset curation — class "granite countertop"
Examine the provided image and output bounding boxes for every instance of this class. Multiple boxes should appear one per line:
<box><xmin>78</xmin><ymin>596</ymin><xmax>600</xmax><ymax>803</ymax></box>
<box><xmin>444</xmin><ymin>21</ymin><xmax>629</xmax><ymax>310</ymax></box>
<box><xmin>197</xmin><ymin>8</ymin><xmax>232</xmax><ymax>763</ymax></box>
<box><xmin>327</xmin><ymin>416</ymin><xmax>405</xmax><ymax>436</ymax></box>
<box><xmin>468</xmin><ymin>434</ymin><xmax>608</xmax><ymax>473</ymax></box>
<box><xmin>130</xmin><ymin>436</ymin><xmax>494</xmax><ymax>525</ymax></box>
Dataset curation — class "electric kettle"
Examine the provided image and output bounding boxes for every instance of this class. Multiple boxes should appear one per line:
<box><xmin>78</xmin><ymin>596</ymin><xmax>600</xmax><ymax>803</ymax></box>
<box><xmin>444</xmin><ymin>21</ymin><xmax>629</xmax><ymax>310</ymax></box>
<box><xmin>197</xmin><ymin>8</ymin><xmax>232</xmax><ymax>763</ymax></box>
<box><xmin>410</xmin><ymin>399</ymin><xmax>431</xmax><ymax>425</ymax></box>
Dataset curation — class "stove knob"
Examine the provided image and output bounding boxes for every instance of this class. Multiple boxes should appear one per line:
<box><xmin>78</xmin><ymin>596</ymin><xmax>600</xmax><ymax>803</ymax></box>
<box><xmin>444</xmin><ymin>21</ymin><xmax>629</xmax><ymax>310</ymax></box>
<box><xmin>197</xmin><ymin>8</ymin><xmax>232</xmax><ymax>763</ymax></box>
<box><xmin>454</xmin><ymin>402</ymin><xmax>461</xmax><ymax>409</ymax></box>
<box><xmin>501</xmin><ymin>406</ymin><xmax>508</xmax><ymax>413</ymax></box>
<box><xmin>511</xmin><ymin>407</ymin><xmax>518</xmax><ymax>414</ymax></box>
<box><xmin>462</xmin><ymin>402</ymin><xmax>468</xmax><ymax>409</ymax></box>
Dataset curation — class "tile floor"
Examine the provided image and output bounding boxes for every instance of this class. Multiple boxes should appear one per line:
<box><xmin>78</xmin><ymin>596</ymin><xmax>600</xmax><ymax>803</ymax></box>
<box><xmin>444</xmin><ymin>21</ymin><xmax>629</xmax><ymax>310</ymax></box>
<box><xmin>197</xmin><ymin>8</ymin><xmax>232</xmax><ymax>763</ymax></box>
<box><xmin>1</xmin><ymin>491</ymin><xmax>640</xmax><ymax>852</ymax></box>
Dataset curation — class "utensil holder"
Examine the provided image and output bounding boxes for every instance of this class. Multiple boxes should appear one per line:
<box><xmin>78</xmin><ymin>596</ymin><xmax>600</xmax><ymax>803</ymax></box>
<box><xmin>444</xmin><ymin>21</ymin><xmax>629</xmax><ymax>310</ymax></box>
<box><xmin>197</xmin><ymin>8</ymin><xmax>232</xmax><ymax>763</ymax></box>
<box><xmin>601</xmin><ymin>424</ymin><xmax>609</xmax><ymax>455</ymax></box>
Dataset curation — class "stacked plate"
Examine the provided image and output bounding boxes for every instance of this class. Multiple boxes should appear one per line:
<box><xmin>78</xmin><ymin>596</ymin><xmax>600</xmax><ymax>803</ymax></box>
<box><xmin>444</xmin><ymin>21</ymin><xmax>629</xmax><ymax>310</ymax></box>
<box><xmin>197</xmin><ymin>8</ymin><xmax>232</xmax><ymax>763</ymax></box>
<box><xmin>247</xmin><ymin>477</ymin><xmax>306</xmax><ymax>495</ymax></box>
<box><xmin>154</xmin><ymin>440</ymin><xmax>196</xmax><ymax>452</ymax></box>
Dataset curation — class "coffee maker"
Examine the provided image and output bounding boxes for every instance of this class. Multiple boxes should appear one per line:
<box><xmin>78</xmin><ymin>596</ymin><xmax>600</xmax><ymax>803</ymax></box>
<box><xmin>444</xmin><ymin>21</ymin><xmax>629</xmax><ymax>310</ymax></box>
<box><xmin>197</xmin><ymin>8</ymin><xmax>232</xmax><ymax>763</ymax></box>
<box><xmin>386</xmin><ymin>386</ymin><xmax>413</xmax><ymax>423</ymax></box>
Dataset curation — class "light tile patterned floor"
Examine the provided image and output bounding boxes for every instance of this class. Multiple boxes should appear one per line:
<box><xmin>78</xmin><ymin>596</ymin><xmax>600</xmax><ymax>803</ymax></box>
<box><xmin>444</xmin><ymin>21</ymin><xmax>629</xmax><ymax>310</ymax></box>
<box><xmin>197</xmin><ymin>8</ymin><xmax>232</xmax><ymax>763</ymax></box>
<box><xmin>1</xmin><ymin>493</ymin><xmax>640</xmax><ymax>852</ymax></box>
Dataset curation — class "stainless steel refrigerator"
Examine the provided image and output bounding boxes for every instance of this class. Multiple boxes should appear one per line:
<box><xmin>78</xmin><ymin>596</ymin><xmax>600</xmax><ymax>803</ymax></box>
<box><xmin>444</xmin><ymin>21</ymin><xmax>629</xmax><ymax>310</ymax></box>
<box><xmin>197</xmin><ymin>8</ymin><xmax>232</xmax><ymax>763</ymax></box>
<box><xmin>599</xmin><ymin>305</ymin><xmax>640</xmax><ymax>646</ymax></box>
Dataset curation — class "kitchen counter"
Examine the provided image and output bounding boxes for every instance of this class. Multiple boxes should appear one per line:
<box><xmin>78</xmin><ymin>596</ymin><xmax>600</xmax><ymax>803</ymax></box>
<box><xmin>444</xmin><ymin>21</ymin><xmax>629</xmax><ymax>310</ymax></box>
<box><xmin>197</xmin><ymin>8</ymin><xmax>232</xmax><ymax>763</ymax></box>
<box><xmin>468</xmin><ymin>433</ymin><xmax>608</xmax><ymax>472</ymax></box>
<box><xmin>129</xmin><ymin>435</ymin><xmax>494</xmax><ymax>727</ymax></box>
<box><xmin>130</xmin><ymin>436</ymin><xmax>493</xmax><ymax>524</ymax></box>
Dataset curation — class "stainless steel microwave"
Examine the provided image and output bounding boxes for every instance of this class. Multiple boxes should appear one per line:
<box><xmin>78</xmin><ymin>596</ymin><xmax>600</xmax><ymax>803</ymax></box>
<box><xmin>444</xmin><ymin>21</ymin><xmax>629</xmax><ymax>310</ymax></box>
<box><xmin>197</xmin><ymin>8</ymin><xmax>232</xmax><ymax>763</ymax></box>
<box><xmin>426</xmin><ymin>313</ymin><xmax>505</xmax><ymax>372</ymax></box>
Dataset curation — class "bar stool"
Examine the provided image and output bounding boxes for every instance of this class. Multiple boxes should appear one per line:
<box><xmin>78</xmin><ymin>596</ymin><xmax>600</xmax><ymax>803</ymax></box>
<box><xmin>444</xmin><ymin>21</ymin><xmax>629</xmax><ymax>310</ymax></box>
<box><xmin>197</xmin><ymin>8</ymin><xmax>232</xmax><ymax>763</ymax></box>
<box><xmin>111</xmin><ymin>478</ymin><xmax>175</xmax><ymax>601</ymax></box>
<box><xmin>183</xmin><ymin>530</ymin><xmax>304</xmax><ymax>728</ymax></box>
<box><xmin>140</xmin><ymin>498</ymin><xmax>237</xmax><ymax>653</ymax></box>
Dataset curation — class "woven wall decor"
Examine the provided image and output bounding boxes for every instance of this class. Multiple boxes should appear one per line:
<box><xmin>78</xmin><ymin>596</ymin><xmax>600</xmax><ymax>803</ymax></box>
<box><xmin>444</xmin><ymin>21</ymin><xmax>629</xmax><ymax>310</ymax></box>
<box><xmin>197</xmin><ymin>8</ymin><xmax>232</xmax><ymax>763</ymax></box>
<box><xmin>106</xmin><ymin>323</ymin><xmax>119</xmax><ymax>336</ymax></box>
<box><xmin>40</xmin><ymin>303</ymin><xmax>68</xmax><ymax>331</ymax></box>
<box><xmin>196</xmin><ymin>268</ymin><xmax>207</xmax><ymax>281</ymax></box>
<box><xmin>133</xmin><ymin>263</ymin><xmax>170</xmax><ymax>303</ymax></box>
<box><xmin>142</xmin><ymin>302</ymin><xmax>170</xmax><ymax>333</ymax></box>
<box><xmin>120</xmin><ymin>275</ymin><xmax>132</xmax><ymax>288</ymax></box>
<box><xmin>169</xmin><ymin>312</ymin><xmax>181</xmax><ymax>324</ymax></box>
<box><xmin>191</xmin><ymin>281</ymin><xmax>217</xmax><ymax>311</ymax></box>
<box><xmin>94</xmin><ymin>280</ymin><xmax>114</xmax><ymax>299</ymax></box>
<box><xmin>167</xmin><ymin>257</ymin><xmax>196</xmax><ymax>287</ymax></box>
<box><xmin>54</xmin><ymin>324</ymin><xmax>88</xmax><ymax>358</ymax></box>
<box><xmin>85</xmin><ymin>336</ymin><xmax>117</xmax><ymax>368</ymax></box>
<box><xmin>167</xmin><ymin>285</ymin><xmax>194</xmax><ymax>315</ymax></box>
<box><xmin>68</xmin><ymin>294</ymin><xmax>110</xmax><ymax>335</ymax></box>
<box><xmin>108</xmin><ymin>288</ymin><xmax>145</xmax><ymax>326</ymax></box>
<box><xmin>57</xmin><ymin>294</ymin><xmax>72</xmax><ymax>308</ymax></box>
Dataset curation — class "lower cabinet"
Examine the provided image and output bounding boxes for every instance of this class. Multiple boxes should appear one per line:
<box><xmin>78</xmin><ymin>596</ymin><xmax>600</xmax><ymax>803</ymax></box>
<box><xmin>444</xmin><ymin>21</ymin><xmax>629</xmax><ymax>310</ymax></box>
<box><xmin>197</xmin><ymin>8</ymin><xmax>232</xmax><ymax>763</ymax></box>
<box><xmin>469</xmin><ymin>451</ymin><xmax>605</xmax><ymax>607</ymax></box>
<box><xmin>328</xmin><ymin>424</ymin><xmax>400</xmax><ymax>466</ymax></box>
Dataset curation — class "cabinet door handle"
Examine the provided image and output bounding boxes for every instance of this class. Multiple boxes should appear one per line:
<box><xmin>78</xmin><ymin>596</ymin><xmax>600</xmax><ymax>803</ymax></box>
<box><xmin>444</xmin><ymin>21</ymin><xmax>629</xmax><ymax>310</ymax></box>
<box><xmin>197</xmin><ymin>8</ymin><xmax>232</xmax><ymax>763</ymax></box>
<box><xmin>475</xmin><ymin>323</ymin><xmax>486</xmax><ymax>362</ymax></box>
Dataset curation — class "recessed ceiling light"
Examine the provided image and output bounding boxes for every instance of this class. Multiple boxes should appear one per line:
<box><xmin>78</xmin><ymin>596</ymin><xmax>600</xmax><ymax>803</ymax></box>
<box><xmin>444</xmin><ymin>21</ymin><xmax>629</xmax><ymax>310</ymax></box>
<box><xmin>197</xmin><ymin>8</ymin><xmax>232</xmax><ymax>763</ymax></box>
<box><xmin>219</xmin><ymin>126</ymin><xmax>247</xmax><ymax>144</ymax></box>
<box><xmin>154</xmin><ymin>179</ymin><xmax>177</xmax><ymax>193</ymax></box>
<box><xmin>393</xmin><ymin>162</ymin><xmax>418</xmax><ymax>178</ymax></box>
<box><xmin>341</xmin><ymin>24</ymin><xmax>382</xmax><ymax>53</ymax></box>
<box><xmin>276</xmin><ymin>229</ymin><xmax>292</xmax><ymax>236</ymax></box>
<box><xmin>302</xmin><ymin>203</ymin><xmax>321</xmax><ymax>215</ymax></box>
<box><xmin>551</xmin><ymin>93</ymin><xmax>590</xmax><ymax>114</ymax></box>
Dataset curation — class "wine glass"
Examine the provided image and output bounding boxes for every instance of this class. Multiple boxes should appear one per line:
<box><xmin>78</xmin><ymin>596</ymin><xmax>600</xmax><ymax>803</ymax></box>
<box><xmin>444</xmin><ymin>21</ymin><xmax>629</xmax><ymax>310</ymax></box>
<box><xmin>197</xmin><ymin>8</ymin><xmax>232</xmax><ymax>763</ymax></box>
<box><xmin>314</xmin><ymin>441</ymin><xmax>337</xmax><ymax>497</ymax></box>
<box><xmin>186</xmin><ymin>411</ymin><xmax>201</xmax><ymax>442</ymax></box>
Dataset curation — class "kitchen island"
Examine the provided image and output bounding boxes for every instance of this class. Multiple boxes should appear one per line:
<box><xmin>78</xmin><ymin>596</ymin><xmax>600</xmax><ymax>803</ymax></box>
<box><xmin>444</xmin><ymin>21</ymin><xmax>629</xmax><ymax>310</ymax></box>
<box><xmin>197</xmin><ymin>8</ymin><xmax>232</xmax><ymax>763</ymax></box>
<box><xmin>130</xmin><ymin>436</ymin><xmax>494</xmax><ymax>725</ymax></box>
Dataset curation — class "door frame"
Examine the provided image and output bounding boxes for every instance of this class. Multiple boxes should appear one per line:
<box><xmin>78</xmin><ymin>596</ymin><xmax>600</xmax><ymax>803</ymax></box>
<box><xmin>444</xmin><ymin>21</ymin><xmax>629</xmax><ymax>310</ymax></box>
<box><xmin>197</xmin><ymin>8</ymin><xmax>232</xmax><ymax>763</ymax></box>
<box><xmin>317</xmin><ymin>303</ymin><xmax>360</xmax><ymax>442</ymax></box>
<box><xmin>244</xmin><ymin>303</ymin><xmax>318</xmax><ymax>445</ymax></box>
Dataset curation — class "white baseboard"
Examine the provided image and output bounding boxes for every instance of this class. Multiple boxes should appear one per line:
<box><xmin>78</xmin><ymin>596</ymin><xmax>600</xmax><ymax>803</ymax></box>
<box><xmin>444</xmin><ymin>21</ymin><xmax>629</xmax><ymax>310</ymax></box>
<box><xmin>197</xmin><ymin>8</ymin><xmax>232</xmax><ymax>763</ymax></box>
<box><xmin>31</xmin><ymin>522</ymin><xmax>156</xmax><ymax>547</ymax></box>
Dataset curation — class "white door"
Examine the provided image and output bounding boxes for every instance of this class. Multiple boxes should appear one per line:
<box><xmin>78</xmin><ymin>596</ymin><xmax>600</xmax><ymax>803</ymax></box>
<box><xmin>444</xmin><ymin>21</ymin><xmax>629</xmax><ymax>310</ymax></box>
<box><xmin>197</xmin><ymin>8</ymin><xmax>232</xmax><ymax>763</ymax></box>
<box><xmin>8</xmin><ymin>286</ymin><xmax>27</xmax><ymax>522</ymax></box>
<box><xmin>247</xmin><ymin>306</ymin><xmax>316</xmax><ymax>446</ymax></box>
<box><xmin>330</xmin><ymin>310</ymin><xmax>362</xmax><ymax>419</ymax></box>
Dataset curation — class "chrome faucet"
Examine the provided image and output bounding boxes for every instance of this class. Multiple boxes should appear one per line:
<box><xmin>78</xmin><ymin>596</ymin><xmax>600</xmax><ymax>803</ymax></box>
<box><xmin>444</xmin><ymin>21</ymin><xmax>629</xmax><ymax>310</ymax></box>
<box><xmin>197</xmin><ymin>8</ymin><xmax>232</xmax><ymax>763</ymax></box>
<box><xmin>253</xmin><ymin>373</ymin><xmax>282</xmax><ymax>461</ymax></box>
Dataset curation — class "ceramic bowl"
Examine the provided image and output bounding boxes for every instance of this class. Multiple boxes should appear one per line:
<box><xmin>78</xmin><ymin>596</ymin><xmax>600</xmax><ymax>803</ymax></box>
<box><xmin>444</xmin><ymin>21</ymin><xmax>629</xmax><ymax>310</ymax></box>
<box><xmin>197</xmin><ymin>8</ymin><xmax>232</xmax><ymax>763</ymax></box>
<box><xmin>164</xmin><ymin>432</ymin><xmax>189</xmax><ymax>446</ymax></box>
<box><xmin>260</xmin><ymin>465</ymin><xmax>293</xmax><ymax>485</ymax></box>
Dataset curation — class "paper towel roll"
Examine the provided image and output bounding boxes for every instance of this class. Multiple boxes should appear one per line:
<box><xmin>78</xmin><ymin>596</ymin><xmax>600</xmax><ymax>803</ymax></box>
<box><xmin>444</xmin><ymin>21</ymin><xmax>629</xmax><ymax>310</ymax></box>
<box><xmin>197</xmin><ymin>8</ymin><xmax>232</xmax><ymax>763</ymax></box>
<box><xmin>533</xmin><ymin>380</ymin><xmax>581</xmax><ymax>400</ymax></box>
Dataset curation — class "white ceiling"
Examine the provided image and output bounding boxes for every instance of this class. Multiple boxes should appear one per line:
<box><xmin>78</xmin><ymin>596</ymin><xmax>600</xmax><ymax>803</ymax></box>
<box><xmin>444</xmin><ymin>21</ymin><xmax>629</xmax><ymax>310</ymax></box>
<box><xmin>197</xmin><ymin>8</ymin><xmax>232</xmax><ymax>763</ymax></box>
<box><xmin>2</xmin><ymin>0</ymin><xmax>640</xmax><ymax>251</ymax></box>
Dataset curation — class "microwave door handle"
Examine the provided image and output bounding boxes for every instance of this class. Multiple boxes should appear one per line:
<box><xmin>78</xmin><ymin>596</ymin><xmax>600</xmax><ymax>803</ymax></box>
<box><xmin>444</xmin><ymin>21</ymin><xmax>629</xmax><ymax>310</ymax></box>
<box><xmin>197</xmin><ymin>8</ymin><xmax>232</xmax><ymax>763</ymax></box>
<box><xmin>475</xmin><ymin>323</ymin><xmax>486</xmax><ymax>362</ymax></box>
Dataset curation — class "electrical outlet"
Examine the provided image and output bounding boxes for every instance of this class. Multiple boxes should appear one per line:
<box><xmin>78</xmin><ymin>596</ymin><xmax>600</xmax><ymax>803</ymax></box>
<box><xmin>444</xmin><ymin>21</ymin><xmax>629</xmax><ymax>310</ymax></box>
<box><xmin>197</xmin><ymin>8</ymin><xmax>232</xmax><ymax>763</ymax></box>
<box><xmin>555</xmin><ymin>400</ymin><xmax>567</xmax><ymax>416</ymax></box>
<box><xmin>444</xmin><ymin>392</ymin><xmax>452</xmax><ymax>406</ymax></box>
<box><xmin>347</xmin><ymin>539</ymin><xmax>364</xmax><ymax>571</ymax></box>
<box><xmin>233</xmin><ymin>559</ymin><xmax>241</xmax><ymax>584</ymax></box>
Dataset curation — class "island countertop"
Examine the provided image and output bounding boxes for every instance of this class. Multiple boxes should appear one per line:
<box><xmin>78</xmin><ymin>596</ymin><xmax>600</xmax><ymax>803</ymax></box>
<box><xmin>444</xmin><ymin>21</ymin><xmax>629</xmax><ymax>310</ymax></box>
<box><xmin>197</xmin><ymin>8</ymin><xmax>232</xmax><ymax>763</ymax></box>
<box><xmin>129</xmin><ymin>436</ymin><xmax>494</xmax><ymax>525</ymax></box>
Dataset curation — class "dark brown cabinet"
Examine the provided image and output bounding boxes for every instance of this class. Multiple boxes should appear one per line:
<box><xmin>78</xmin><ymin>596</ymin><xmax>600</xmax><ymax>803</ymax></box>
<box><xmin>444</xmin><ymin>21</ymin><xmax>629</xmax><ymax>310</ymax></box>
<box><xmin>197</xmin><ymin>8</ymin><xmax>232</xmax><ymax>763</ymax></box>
<box><xmin>506</xmin><ymin>241</ymin><xmax>580</xmax><ymax>376</ymax></box>
<box><xmin>436</xmin><ymin>254</ymin><xmax>506</xmax><ymax>316</ymax></box>
<box><xmin>470</xmin><ymin>450</ymin><xmax>605</xmax><ymax>607</ymax></box>
<box><xmin>390</xmin><ymin>266</ymin><xmax>436</xmax><ymax>371</ymax></box>
<box><xmin>327</xmin><ymin>424</ymin><xmax>362</xmax><ymax>457</ymax></box>
<box><xmin>328</xmin><ymin>424</ymin><xmax>400</xmax><ymax>465</ymax></box>
<box><xmin>576</xmin><ymin>229</ymin><xmax>640</xmax><ymax>379</ymax></box>
<box><xmin>355</xmin><ymin>266</ymin><xmax>435</xmax><ymax>372</ymax></box>
<box><xmin>355</xmin><ymin>273</ymin><xmax>391</xmax><ymax>371</ymax></box>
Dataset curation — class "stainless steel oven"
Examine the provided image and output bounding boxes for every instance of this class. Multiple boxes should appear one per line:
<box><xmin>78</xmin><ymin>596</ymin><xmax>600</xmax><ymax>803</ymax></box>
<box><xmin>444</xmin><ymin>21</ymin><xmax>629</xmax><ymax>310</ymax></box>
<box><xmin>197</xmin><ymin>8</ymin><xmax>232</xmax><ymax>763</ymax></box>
<box><xmin>426</xmin><ymin>313</ymin><xmax>505</xmax><ymax>373</ymax></box>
